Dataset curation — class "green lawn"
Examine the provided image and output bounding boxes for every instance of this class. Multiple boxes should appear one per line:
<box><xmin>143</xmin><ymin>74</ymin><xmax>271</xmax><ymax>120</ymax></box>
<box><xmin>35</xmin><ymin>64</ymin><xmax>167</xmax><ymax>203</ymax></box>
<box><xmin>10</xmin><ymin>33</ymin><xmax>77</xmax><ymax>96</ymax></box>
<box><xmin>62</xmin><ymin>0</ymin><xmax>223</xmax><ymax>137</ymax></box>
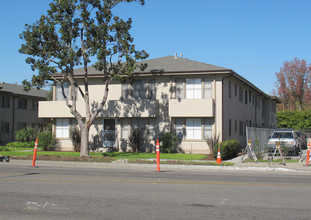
<box><xmin>0</xmin><ymin>149</ymin><xmax>208</xmax><ymax>161</ymax></box>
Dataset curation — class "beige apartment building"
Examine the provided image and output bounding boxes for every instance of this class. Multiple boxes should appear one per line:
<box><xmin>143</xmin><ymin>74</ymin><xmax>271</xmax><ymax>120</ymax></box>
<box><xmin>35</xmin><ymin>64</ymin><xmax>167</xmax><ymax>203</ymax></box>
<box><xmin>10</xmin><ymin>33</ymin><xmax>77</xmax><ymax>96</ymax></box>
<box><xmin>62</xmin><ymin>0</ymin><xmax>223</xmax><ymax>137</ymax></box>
<box><xmin>39</xmin><ymin>56</ymin><xmax>279</xmax><ymax>153</ymax></box>
<box><xmin>0</xmin><ymin>82</ymin><xmax>48</xmax><ymax>145</ymax></box>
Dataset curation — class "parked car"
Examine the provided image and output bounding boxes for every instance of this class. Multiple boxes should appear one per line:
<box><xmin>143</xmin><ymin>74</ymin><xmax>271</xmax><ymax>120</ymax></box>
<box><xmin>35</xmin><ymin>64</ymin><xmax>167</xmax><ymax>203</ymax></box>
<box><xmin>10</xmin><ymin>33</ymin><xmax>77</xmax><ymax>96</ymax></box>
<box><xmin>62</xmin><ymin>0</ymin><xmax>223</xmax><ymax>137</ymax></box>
<box><xmin>267</xmin><ymin>129</ymin><xmax>301</xmax><ymax>156</ymax></box>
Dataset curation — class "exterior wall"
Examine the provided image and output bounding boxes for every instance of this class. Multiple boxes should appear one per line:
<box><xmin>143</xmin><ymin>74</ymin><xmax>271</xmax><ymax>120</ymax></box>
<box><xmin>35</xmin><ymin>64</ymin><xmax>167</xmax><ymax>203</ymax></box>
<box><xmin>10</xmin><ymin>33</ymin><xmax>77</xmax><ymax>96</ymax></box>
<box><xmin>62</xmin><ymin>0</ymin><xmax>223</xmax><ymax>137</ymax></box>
<box><xmin>0</xmin><ymin>94</ymin><xmax>46</xmax><ymax>144</ymax></box>
<box><xmin>222</xmin><ymin>77</ymin><xmax>277</xmax><ymax>147</ymax></box>
<box><xmin>40</xmin><ymin>72</ymin><xmax>277</xmax><ymax>154</ymax></box>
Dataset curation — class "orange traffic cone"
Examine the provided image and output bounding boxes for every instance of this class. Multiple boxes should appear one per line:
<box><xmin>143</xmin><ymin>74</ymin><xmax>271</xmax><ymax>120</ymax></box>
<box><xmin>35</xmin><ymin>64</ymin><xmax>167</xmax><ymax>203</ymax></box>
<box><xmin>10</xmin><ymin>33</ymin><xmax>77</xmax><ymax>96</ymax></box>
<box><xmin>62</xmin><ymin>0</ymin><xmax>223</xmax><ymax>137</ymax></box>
<box><xmin>156</xmin><ymin>139</ymin><xmax>160</xmax><ymax>171</ymax></box>
<box><xmin>306</xmin><ymin>141</ymin><xmax>310</xmax><ymax>166</ymax></box>
<box><xmin>216</xmin><ymin>144</ymin><xmax>222</xmax><ymax>164</ymax></box>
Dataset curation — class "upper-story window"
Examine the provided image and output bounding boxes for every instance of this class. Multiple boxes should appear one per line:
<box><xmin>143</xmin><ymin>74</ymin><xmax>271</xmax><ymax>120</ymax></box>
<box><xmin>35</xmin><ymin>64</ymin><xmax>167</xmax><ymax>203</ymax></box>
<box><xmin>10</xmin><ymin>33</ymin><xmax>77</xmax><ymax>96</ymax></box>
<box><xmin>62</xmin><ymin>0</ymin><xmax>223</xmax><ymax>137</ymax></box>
<box><xmin>2</xmin><ymin>96</ymin><xmax>10</xmax><ymax>108</ymax></box>
<box><xmin>174</xmin><ymin>78</ymin><xmax>212</xmax><ymax>99</ymax></box>
<box><xmin>176</xmin><ymin>79</ymin><xmax>184</xmax><ymax>99</ymax></box>
<box><xmin>122</xmin><ymin>79</ymin><xmax>156</xmax><ymax>100</ymax></box>
<box><xmin>203</xmin><ymin>78</ymin><xmax>212</xmax><ymax>99</ymax></box>
<box><xmin>228</xmin><ymin>81</ymin><xmax>231</xmax><ymax>98</ymax></box>
<box><xmin>239</xmin><ymin>86</ymin><xmax>243</xmax><ymax>102</ymax></box>
<box><xmin>186</xmin><ymin>78</ymin><xmax>201</xmax><ymax>99</ymax></box>
<box><xmin>18</xmin><ymin>98</ymin><xmax>27</xmax><ymax>110</ymax></box>
<box><xmin>32</xmin><ymin>100</ymin><xmax>38</xmax><ymax>111</ymax></box>
<box><xmin>56</xmin><ymin>82</ymin><xmax>69</xmax><ymax>101</ymax></box>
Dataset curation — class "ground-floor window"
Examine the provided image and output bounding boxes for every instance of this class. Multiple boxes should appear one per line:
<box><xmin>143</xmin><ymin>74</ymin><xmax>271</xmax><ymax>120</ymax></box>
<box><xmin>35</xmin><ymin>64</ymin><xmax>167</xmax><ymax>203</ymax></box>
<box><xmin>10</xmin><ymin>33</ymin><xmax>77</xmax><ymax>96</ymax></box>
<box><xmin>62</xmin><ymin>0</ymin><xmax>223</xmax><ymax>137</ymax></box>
<box><xmin>1</xmin><ymin>122</ymin><xmax>10</xmax><ymax>134</ymax></box>
<box><xmin>121</xmin><ymin>118</ymin><xmax>156</xmax><ymax>140</ymax></box>
<box><xmin>175</xmin><ymin>118</ymin><xmax>213</xmax><ymax>140</ymax></box>
<box><xmin>56</xmin><ymin>119</ymin><xmax>69</xmax><ymax>138</ymax></box>
<box><xmin>17</xmin><ymin>122</ymin><xmax>27</xmax><ymax>131</ymax></box>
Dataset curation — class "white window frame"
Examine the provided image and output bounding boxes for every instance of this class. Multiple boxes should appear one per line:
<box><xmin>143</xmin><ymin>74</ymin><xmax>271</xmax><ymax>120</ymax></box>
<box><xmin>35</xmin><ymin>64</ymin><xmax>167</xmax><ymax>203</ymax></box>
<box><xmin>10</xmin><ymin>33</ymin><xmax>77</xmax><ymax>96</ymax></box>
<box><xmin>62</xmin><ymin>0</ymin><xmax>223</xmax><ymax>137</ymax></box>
<box><xmin>56</xmin><ymin>82</ymin><xmax>69</xmax><ymax>101</ymax></box>
<box><xmin>203</xmin><ymin>78</ymin><xmax>212</xmax><ymax>99</ymax></box>
<box><xmin>56</xmin><ymin>119</ymin><xmax>69</xmax><ymax>138</ymax></box>
<box><xmin>186</xmin><ymin>118</ymin><xmax>201</xmax><ymax>140</ymax></box>
<box><xmin>186</xmin><ymin>78</ymin><xmax>201</xmax><ymax>99</ymax></box>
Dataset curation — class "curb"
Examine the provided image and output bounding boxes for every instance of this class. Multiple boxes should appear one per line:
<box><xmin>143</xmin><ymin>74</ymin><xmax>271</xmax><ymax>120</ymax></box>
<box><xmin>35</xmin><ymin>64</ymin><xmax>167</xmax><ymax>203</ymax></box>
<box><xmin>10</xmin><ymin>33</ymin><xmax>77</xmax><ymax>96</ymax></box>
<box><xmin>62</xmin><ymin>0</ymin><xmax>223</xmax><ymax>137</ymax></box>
<box><xmin>3</xmin><ymin>159</ymin><xmax>311</xmax><ymax>173</ymax></box>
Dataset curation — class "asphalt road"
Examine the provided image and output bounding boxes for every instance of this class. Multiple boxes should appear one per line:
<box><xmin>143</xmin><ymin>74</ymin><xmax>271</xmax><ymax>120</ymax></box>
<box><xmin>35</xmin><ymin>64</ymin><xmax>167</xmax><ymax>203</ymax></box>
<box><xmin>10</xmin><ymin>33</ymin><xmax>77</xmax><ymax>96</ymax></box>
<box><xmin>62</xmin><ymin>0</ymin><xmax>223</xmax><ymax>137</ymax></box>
<box><xmin>0</xmin><ymin>165</ymin><xmax>311</xmax><ymax>220</ymax></box>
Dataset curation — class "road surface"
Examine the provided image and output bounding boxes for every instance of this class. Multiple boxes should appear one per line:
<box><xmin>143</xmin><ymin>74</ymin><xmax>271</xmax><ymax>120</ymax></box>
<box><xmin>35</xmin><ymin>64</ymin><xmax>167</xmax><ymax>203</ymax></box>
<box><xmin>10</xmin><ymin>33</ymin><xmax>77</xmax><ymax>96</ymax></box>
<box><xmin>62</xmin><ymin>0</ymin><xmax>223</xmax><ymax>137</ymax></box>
<box><xmin>0</xmin><ymin>164</ymin><xmax>310</xmax><ymax>219</ymax></box>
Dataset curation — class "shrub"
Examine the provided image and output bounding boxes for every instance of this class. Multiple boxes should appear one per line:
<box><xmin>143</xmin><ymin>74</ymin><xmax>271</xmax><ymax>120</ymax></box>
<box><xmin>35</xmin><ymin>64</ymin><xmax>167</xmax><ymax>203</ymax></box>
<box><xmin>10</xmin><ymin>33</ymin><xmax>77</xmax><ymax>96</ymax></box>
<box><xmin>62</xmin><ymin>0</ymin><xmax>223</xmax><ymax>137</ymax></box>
<box><xmin>213</xmin><ymin>139</ymin><xmax>240</xmax><ymax>160</ymax></box>
<box><xmin>38</xmin><ymin>131</ymin><xmax>58</xmax><ymax>151</ymax></box>
<box><xmin>0</xmin><ymin>146</ymin><xmax>9</xmax><ymax>151</ymax></box>
<box><xmin>206</xmin><ymin>134</ymin><xmax>220</xmax><ymax>153</ymax></box>
<box><xmin>159</xmin><ymin>132</ymin><xmax>178</xmax><ymax>153</ymax></box>
<box><xmin>6</xmin><ymin>141</ymin><xmax>35</xmax><ymax>148</ymax></box>
<box><xmin>15</xmin><ymin>127</ymin><xmax>38</xmax><ymax>142</ymax></box>
<box><xmin>128</xmin><ymin>127</ymin><xmax>145</xmax><ymax>153</ymax></box>
<box><xmin>70</xmin><ymin>126</ymin><xmax>81</xmax><ymax>152</ymax></box>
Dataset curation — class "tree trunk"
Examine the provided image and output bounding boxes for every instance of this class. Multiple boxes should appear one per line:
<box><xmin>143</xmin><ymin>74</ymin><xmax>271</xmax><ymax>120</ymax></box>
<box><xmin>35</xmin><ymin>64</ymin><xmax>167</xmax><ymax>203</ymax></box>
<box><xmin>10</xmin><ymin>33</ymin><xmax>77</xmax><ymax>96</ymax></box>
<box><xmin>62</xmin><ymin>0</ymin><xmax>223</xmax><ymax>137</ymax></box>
<box><xmin>80</xmin><ymin>126</ymin><xmax>90</xmax><ymax>157</ymax></box>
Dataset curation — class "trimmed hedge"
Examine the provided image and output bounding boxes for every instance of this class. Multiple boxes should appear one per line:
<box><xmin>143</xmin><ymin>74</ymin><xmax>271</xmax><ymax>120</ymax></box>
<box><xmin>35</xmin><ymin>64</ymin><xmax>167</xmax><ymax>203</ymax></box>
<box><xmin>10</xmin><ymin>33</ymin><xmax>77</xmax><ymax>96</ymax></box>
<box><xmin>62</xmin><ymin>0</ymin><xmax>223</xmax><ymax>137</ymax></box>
<box><xmin>213</xmin><ymin>139</ymin><xmax>240</xmax><ymax>160</ymax></box>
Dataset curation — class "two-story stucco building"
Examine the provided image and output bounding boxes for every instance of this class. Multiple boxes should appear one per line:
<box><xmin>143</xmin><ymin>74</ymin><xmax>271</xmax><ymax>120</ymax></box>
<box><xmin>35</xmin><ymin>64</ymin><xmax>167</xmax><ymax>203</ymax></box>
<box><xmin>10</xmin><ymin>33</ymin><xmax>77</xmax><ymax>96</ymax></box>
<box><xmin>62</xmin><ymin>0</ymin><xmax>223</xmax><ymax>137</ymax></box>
<box><xmin>0</xmin><ymin>82</ymin><xmax>48</xmax><ymax>145</ymax></box>
<box><xmin>39</xmin><ymin>55</ymin><xmax>279</xmax><ymax>153</ymax></box>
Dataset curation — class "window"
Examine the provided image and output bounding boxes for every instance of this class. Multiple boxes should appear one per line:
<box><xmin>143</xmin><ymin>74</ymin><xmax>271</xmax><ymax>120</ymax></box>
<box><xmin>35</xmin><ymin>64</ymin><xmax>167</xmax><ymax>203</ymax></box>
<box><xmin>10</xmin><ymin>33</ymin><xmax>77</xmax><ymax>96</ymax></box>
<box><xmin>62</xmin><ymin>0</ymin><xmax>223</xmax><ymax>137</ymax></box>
<box><xmin>186</xmin><ymin>118</ymin><xmax>201</xmax><ymax>139</ymax></box>
<box><xmin>239</xmin><ymin>86</ymin><xmax>243</xmax><ymax>102</ymax></box>
<box><xmin>229</xmin><ymin>119</ymin><xmax>232</xmax><ymax>136</ymax></box>
<box><xmin>147</xmin><ymin>119</ymin><xmax>156</xmax><ymax>139</ymax></box>
<box><xmin>228</xmin><ymin>81</ymin><xmax>231</xmax><ymax>98</ymax></box>
<box><xmin>146</xmin><ymin>80</ymin><xmax>156</xmax><ymax>99</ymax></box>
<box><xmin>249</xmin><ymin>91</ymin><xmax>252</xmax><ymax>102</ymax></box>
<box><xmin>176</xmin><ymin>79</ymin><xmax>184</xmax><ymax>99</ymax></box>
<box><xmin>245</xmin><ymin>91</ymin><xmax>248</xmax><ymax>104</ymax></box>
<box><xmin>121</xmin><ymin>118</ymin><xmax>156</xmax><ymax>140</ymax></box>
<box><xmin>175</xmin><ymin>118</ymin><xmax>184</xmax><ymax>140</ymax></box>
<box><xmin>203</xmin><ymin>78</ymin><xmax>212</xmax><ymax>99</ymax></box>
<box><xmin>1</xmin><ymin>122</ymin><xmax>9</xmax><ymax>134</ymax></box>
<box><xmin>235</xmin><ymin>84</ymin><xmax>237</xmax><ymax>96</ymax></box>
<box><xmin>186</xmin><ymin>78</ymin><xmax>201</xmax><ymax>99</ymax></box>
<box><xmin>235</xmin><ymin>120</ymin><xmax>237</xmax><ymax>133</ymax></box>
<box><xmin>56</xmin><ymin>119</ymin><xmax>69</xmax><ymax>138</ymax></box>
<box><xmin>175</xmin><ymin>118</ymin><xmax>213</xmax><ymax>140</ymax></box>
<box><xmin>203</xmin><ymin>118</ymin><xmax>212</xmax><ymax>139</ymax></box>
<box><xmin>17</xmin><ymin>122</ymin><xmax>27</xmax><ymax>131</ymax></box>
<box><xmin>32</xmin><ymin>100</ymin><xmax>38</xmax><ymax>111</ymax></box>
<box><xmin>2</xmin><ymin>96</ymin><xmax>10</xmax><ymax>108</ymax></box>
<box><xmin>18</xmin><ymin>98</ymin><xmax>27</xmax><ymax>109</ymax></box>
<box><xmin>122</xmin><ymin>79</ymin><xmax>156</xmax><ymax>100</ymax></box>
<box><xmin>239</xmin><ymin>121</ymin><xmax>244</xmax><ymax>136</ymax></box>
<box><xmin>56</xmin><ymin>82</ymin><xmax>69</xmax><ymax>101</ymax></box>
<box><xmin>121</xmin><ymin>119</ymin><xmax>129</xmax><ymax>139</ymax></box>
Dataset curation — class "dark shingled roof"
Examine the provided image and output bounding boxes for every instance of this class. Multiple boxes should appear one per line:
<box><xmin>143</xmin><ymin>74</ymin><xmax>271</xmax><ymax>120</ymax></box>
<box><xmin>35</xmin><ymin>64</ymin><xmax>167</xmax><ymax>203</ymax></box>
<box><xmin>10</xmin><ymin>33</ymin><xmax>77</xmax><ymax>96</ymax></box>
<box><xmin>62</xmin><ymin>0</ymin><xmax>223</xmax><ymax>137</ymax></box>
<box><xmin>72</xmin><ymin>56</ymin><xmax>229</xmax><ymax>76</ymax></box>
<box><xmin>0</xmin><ymin>82</ymin><xmax>48</xmax><ymax>99</ymax></box>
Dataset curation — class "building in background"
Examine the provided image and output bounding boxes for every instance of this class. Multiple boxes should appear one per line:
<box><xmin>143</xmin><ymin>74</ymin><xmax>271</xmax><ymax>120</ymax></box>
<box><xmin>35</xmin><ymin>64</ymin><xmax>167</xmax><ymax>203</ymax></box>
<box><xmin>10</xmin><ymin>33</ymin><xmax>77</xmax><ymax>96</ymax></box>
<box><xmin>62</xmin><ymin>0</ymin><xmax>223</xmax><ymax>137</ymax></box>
<box><xmin>39</xmin><ymin>55</ymin><xmax>280</xmax><ymax>153</ymax></box>
<box><xmin>0</xmin><ymin>82</ymin><xmax>48</xmax><ymax>145</ymax></box>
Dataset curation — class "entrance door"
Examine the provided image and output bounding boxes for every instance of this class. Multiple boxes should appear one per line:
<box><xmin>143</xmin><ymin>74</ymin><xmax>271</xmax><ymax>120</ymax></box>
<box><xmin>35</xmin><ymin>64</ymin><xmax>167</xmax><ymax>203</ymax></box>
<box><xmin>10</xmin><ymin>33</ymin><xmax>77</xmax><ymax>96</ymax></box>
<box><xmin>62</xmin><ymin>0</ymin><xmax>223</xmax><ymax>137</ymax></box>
<box><xmin>103</xmin><ymin>119</ymin><xmax>116</xmax><ymax>148</ymax></box>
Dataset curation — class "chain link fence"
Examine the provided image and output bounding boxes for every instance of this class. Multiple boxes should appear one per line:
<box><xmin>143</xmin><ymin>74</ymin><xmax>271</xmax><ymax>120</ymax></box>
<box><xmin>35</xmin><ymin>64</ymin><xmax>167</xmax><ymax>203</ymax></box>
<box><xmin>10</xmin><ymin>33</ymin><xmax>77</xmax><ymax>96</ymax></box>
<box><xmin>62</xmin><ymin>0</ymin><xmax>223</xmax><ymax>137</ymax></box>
<box><xmin>246</xmin><ymin>127</ymin><xmax>311</xmax><ymax>155</ymax></box>
<box><xmin>245</xmin><ymin>127</ymin><xmax>274</xmax><ymax>154</ymax></box>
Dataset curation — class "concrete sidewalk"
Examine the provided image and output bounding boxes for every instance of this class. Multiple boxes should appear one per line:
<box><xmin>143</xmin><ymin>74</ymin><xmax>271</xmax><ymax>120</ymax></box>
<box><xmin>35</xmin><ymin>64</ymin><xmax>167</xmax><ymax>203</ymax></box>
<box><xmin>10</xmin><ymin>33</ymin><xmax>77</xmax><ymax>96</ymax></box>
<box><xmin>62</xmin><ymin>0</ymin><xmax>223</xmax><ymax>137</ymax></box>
<box><xmin>2</xmin><ymin>157</ymin><xmax>311</xmax><ymax>173</ymax></box>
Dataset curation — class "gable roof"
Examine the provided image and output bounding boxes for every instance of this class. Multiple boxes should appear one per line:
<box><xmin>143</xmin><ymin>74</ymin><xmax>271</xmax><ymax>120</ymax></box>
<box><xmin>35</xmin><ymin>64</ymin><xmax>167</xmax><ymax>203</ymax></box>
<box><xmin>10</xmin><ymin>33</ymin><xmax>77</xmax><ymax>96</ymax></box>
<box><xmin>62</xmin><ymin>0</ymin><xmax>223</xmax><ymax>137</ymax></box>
<box><xmin>0</xmin><ymin>82</ymin><xmax>48</xmax><ymax>99</ymax></box>
<box><xmin>139</xmin><ymin>56</ymin><xmax>229</xmax><ymax>73</ymax></box>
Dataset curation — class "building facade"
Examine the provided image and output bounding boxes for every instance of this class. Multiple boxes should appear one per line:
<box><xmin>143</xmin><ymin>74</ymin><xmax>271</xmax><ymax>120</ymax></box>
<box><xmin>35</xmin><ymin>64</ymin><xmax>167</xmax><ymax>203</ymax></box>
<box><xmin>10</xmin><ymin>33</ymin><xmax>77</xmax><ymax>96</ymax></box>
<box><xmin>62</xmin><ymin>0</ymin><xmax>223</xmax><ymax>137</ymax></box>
<box><xmin>38</xmin><ymin>56</ymin><xmax>279</xmax><ymax>153</ymax></box>
<box><xmin>0</xmin><ymin>82</ymin><xmax>48</xmax><ymax>145</ymax></box>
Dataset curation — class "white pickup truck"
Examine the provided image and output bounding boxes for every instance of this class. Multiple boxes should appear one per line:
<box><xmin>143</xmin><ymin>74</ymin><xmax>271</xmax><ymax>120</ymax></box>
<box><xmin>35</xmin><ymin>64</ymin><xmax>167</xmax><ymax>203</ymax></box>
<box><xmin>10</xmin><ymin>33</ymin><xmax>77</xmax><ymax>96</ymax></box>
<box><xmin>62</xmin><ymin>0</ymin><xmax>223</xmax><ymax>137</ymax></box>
<box><xmin>267</xmin><ymin>129</ymin><xmax>301</xmax><ymax>156</ymax></box>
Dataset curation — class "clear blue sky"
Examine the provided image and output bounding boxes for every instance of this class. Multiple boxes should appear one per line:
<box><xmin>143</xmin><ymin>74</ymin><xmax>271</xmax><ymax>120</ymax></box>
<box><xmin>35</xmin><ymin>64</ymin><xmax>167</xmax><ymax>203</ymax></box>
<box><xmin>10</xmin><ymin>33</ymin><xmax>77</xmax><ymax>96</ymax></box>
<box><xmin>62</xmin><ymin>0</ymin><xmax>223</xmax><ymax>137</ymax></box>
<box><xmin>1</xmin><ymin>0</ymin><xmax>310</xmax><ymax>95</ymax></box>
